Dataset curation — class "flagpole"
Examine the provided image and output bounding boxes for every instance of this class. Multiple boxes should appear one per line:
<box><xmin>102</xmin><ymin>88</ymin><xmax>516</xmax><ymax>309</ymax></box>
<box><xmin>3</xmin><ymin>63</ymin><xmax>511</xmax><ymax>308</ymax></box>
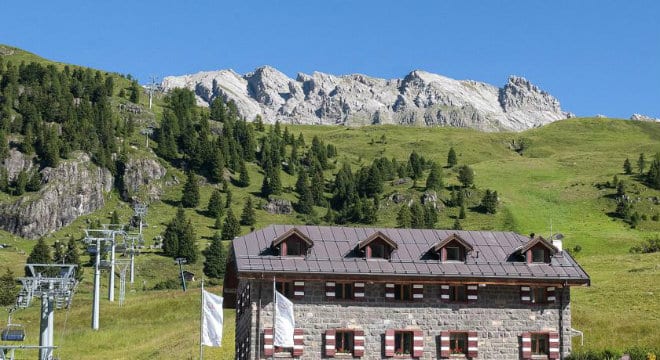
<box><xmin>272</xmin><ymin>276</ymin><xmax>276</xmax><ymax>360</ymax></box>
<box><xmin>200</xmin><ymin>278</ymin><xmax>204</xmax><ymax>360</ymax></box>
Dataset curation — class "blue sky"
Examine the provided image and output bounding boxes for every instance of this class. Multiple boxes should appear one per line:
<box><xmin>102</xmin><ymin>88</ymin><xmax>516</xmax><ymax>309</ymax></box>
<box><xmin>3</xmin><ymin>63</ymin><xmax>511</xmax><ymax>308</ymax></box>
<box><xmin>2</xmin><ymin>1</ymin><xmax>659</xmax><ymax>119</ymax></box>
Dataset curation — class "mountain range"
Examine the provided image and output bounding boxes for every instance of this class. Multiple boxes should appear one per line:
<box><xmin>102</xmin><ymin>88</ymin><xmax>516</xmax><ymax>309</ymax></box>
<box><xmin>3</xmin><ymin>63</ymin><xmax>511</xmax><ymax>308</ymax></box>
<box><xmin>162</xmin><ymin>67</ymin><xmax>575</xmax><ymax>131</ymax></box>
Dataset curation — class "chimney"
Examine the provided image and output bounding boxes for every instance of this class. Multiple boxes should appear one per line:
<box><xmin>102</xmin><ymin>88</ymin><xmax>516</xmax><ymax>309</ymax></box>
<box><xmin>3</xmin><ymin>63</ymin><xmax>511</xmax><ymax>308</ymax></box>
<box><xmin>552</xmin><ymin>239</ymin><xmax>563</xmax><ymax>252</ymax></box>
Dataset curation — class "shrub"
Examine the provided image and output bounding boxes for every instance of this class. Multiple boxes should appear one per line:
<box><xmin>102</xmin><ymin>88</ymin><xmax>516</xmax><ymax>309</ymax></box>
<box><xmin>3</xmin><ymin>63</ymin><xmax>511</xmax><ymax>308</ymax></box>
<box><xmin>629</xmin><ymin>236</ymin><xmax>660</xmax><ymax>254</ymax></box>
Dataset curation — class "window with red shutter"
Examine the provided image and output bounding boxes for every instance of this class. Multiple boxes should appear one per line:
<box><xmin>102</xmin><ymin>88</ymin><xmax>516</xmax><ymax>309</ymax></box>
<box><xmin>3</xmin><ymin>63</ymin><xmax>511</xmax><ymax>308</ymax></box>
<box><xmin>325</xmin><ymin>329</ymin><xmax>336</xmax><ymax>357</ymax></box>
<box><xmin>292</xmin><ymin>328</ymin><xmax>304</xmax><ymax>357</ymax></box>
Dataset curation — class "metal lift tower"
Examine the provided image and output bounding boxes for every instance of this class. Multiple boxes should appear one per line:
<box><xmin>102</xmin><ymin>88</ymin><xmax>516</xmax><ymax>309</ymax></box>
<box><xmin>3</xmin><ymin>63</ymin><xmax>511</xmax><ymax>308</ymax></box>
<box><xmin>0</xmin><ymin>264</ymin><xmax>77</xmax><ymax>360</ymax></box>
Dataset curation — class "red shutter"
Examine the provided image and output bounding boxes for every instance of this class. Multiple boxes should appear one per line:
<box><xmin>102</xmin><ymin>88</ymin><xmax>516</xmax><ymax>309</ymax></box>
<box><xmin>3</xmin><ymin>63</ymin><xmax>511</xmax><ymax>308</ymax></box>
<box><xmin>263</xmin><ymin>328</ymin><xmax>274</xmax><ymax>356</ymax></box>
<box><xmin>412</xmin><ymin>330</ymin><xmax>424</xmax><ymax>357</ymax></box>
<box><xmin>521</xmin><ymin>332</ymin><xmax>531</xmax><ymax>360</ymax></box>
<box><xmin>467</xmin><ymin>331</ymin><xmax>478</xmax><ymax>358</ymax></box>
<box><xmin>466</xmin><ymin>284</ymin><xmax>478</xmax><ymax>303</ymax></box>
<box><xmin>385</xmin><ymin>283</ymin><xmax>395</xmax><ymax>299</ymax></box>
<box><xmin>520</xmin><ymin>286</ymin><xmax>531</xmax><ymax>304</ymax></box>
<box><xmin>384</xmin><ymin>329</ymin><xmax>395</xmax><ymax>356</ymax></box>
<box><xmin>353</xmin><ymin>329</ymin><xmax>365</xmax><ymax>357</ymax></box>
<box><xmin>412</xmin><ymin>284</ymin><xmax>424</xmax><ymax>300</ymax></box>
<box><xmin>325</xmin><ymin>329</ymin><xmax>336</xmax><ymax>357</ymax></box>
<box><xmin>548</xmin><ymin>332</ymin><xmax>560</xmax><ymax>359</ymax></box>
<box><xmin>326</xmin><ymin>282</ymin><xmax>336</xmax><ymax>299</ymax></box>
<box><xmin>439</xmin><ymin>330</ymin><xmax>450</xmax><ymax>358</ymax></box>
<box><xmin>546</xmin><ymin>286</ymin><xmax>556</xmax><ymax>303</ymax></box>
<box><xmin>440</xmin><ymin>285</ymin><xmax>450</xmax><ymax>302</ymax></box>
<box><xmin>294</xmin><ymin>281</ymin><xmax>305</xmax><ymax>300</ymax></box>
<box><xmin>292</xmin><ymin>328</ymin><xmax>304</xmax><ymax>357</ymax></box>
<box><xmin>354</xmin><ymin>282</ymin><xmax>365</xmax><ymax>300</ymax></box>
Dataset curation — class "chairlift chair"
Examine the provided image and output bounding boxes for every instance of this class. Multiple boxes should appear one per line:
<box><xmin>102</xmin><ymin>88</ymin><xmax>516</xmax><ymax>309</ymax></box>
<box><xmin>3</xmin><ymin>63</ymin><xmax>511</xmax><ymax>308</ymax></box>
<box><xmin>1</xmin><ymin>323</ymin><xmax>25</xmax><ymax>341</ymax></box>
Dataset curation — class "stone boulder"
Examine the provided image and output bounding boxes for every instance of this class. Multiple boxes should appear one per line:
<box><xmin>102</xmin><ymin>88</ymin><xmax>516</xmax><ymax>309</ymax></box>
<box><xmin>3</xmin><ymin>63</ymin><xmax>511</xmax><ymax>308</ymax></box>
<box><xmin>0</xmin><ymin>152</ymin><xmax>113</xmax><ymax>239</ymax></box>
<box><xmin>262</xmin><ymin>198</ymin><xmax>293</xmax><ymax>215</ymax></box>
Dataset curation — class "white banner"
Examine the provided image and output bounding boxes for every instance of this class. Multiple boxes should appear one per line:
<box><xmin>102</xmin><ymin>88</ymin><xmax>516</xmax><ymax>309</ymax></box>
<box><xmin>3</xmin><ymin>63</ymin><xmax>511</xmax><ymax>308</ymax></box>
<box><xmin>274</xmin><ymin>291</ymin><xmax>295</xmax><ymax>347</ymax></box>
<box><xmin>201</xmin><ymin>290</ymin><xmax>224</xmax><ymax>347</ymax></box>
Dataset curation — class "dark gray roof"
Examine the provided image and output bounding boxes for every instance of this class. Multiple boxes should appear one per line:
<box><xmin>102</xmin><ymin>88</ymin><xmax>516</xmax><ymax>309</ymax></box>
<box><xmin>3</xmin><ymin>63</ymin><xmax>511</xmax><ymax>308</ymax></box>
<box><xmin>231</xmin><ymin>225</ymin><xmax>590</xmax><ymax>285</ymax></box>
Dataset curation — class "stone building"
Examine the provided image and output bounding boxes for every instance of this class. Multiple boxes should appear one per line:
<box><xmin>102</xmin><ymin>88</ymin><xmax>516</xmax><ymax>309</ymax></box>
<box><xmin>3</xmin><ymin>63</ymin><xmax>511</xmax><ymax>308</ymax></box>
<box><xmin>223</xmin><ymin>225</ymin><xmax>590</xmax><ymax>360</ymax></box>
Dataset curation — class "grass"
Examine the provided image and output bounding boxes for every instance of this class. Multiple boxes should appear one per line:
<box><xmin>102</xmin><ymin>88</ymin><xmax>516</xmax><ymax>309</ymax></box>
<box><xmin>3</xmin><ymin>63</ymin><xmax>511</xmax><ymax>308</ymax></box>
<box><xmin>1</xmin><ymin>110</ymin><xmax>659</xmax><ymax>357</ymax></box>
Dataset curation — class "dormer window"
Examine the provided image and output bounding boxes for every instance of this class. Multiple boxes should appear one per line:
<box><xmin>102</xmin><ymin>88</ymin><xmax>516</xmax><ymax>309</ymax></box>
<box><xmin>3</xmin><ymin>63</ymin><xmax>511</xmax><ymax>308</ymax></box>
<box><xmin>357</xmin><ymin>231</ymin><xmax>398</xmax><ymax>260</ymax></box>
<box><xmin>445</xmin><ymin>246</ymin><xmax>463</xmax><ymax>261</ymax></box>
<box><xmin>432</xmin><ymin>233</ymin><xmax>473</xmax><ymax>262</ymax></box>
<box><xmin>271</xmin><ymin>228</ymin><xmax>314</xmax><ymax>257</ymax></box>
<box><xmin>531</xmin><ymin>247</ymin><xmax>546</xmax><ymax>263</ymax></box>
<box><xmin>517</xmin><ymin>236</ymin><xmax>557</xmax><ymax>264</ymax></box>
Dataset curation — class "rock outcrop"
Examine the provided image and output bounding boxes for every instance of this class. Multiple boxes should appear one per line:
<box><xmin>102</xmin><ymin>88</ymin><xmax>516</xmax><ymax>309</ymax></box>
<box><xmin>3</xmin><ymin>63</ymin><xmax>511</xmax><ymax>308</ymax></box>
<box><xmin>162</xmin><ymin>67</ymin><xmax>573</xmax><ymax>131</ymax></box>
<box><xmin>630</xmin><ymin>113</ymin><xmax>659</xmax><ymax>122</ymax></box>
<box><xmin>121</xmin><ymin>158</ymin><xmax>167</xmax><ymax>202</ymax></box>
<box><xmin>0</xmin><ymin>152</ymin><xmax>113</xmax><ymax>239</ymax></box>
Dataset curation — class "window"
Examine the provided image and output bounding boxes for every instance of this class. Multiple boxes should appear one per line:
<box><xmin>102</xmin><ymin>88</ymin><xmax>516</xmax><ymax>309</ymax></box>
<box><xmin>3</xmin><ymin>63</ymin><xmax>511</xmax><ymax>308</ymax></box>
<box><xmin>531</xmin><ymin>248</ymin><xmax>546</xmax><ymax>263</ymax></box>
<box><xmin>531</xmin><ymin>333</ymin><xmax>549</xmax><ymax>356</ymax></box>
<box><xmin>275</xmin><ymin>281</ymin><xmax>293</xmax><ymax>298</ymax></box>
<box><xmin>449</xmin><ymin>285</ymin><xmax>467</xmax><ymax>302</ymax></box>
<box><xmin>531</xmin><ymin>287</ymin><xmax>547</xmax><ymax>304</ymax></box>
<box><xmin>450</xmin><ymin>332</ymin><xmax>467</xmax><ymax>355</ymax></box>
<box><xmin>336</xmin><ymin>331</ymin><xmax>354</xmax><ymax>354</ymax></box>
<box><xmin>284</xmin><ymin>238</ymin><xmax>306</xmax><ymax>256</ymax></box>
<box><xmin>394</xmin><ymin>331</ymin><xmax>413</xmax><ymax>355</ymax></box>
<box><xmin>336</xmin><ymin>283</ymin><xmax>353</xmax><ymax>300</ymax></box>
<box><xmin>370</xmin><ymin>243</ymin><xmax>390</xmax><ymax>259</ymax></box>
<box><xmin>394</xmin><ymin>284</ymin><xmax>412</xmax><ymax>300</ymax></box>
<box><xmin>446</xmin><ymin>246</ymin><xmax>464</xmax><ymax>261</ymax></box>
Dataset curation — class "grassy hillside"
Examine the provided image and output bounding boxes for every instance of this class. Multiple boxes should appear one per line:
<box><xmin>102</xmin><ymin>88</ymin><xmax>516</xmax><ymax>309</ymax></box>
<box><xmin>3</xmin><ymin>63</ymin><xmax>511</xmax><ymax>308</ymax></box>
<box><xmin>1</xmin><ymin>118</ymin><xmax>657</xmax><ymax>358</ymax></box>
<box><xmin>0</xmin><ymin>45</ymin><xmax>659</xmax><ymax>357</ymax></box>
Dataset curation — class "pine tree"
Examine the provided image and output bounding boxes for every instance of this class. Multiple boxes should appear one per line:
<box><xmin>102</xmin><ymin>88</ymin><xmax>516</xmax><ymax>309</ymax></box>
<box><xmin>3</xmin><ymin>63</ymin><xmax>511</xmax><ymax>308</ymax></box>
<box><xmin>237</xmin><ymin>160</ymin><xmax>250</xmax><ymax>187</ymax></box>
<box><xmin>178</xmin><ymin>220</ymin><xmax>198</xmax><ymax>263</ymax></box>
<box><xmin>396</xmin><ymin>205</ymin><xmax>412</xmax><ymax>228</ymax></box>
<box><xmin>65</xmin><ymin>236</ymin><xmax>83</xmax><ymax>281</ymax></box>
<box><xmin>426</xmin><ymin>162</ymin><xmax>444</xmax><ymax>191</ymax></box>
<box><xmin>623</xmin><ymin>158</ymin><xmax>632</xmax><ymax>175</ymax></box>
<box><xmin>207</xmin><ymin>189</ymin><xmax>224</xmax><ymax>218</ymax></box>
<box><xmin>225</xmin><ymin>189</ymin><xmax>233</xmax><ymax>208</ymax></box>
<box><xmin>447</xmin><ymin>147</ymin><xmax>457</xmax><ymax>168</ymax></box>
<box><xmin>408</xmin><ymin>151</ymin><xmax>423</xmax><ymax>186</ymax></box>
<box><xmin>452</xmin><ymin>218</ymin><xmax>463</xmax><ymax>230</ymax></box>
<box><xmin>423</xmin><ymin>204</ymin><xmax>438</xmax><ymax>228</ymax></box>
<box><xmin>637</xmin><ymin>153</ymin><xmax>646</xmax><ymax>175</ymax></box>
<box><xmin>14</xmin><ymin>169</ymin><xmax>28</xmax><ymax>196</ymax></box>
<box><xmin>240</xmin><ymin>197</ymin><xmax>256</xmax><ymax>226</ymax></box>
<box><xmin>481</xmin><ymin>189</ymin><xmax>499</xmax><ymax>214</ymax></box>
<box><xmin>459</xmin><ymin>204</ymin><xmax>466</xmax><ymax>219</ymax></box>
<box><xmin>214</xmin><ymin>212</ymin><xmax>223</xmax><ymax>230</ymax></box>
<box><xmin>458</xmin><ymin>165</ymin><xmax>474</xmax><ymax>188</ymax></box>
<box><xmin>410</xmin><ymin>202</ymin><xmax>425</xmax><ymax>228</ymax></box>
<box><xmin>0</xmin><ymin>129</ymin><xmax>8</xmax><ymax>162</ymax></box>
<box><xmin>162</xmin><ymin>207</ymin><xmax>185</xmax><ymax>258</ymax></box>
<box><xmin>222</xmin><ymin>209</ymin><xmax>241</xmax><ymax>240</ymax></box>
<box><xmin>0</xmin><ymin>268</ymin><xmax>19</xmax><ymax>306</ymax></box>
<box><xmin>203</xmin><ymin>232</ymin><xmax>227</xmax><ymax>279</ymax></box>
<box><xmin>296</xmin><ymin>178</ymin><xmax>314</xmax><ymax>215</ymax></box>
<box><xmin>646</xmin><ymin>153</ymin><xmax>660</xmax><ymax>190</ymax></box>
<box><xmin>181</xmin><ymin>170</ymin><xmax>200</xmax><ymax>208</ymax></box>
<box><xmin>26</xmin><ymin>237</ymin><xmax>52</xmax><ymax>276</ymax></box>
<box><xmin>53</xmin><ymin>240</ymin><xmax>66</xmax><ymax>264</ymax></box>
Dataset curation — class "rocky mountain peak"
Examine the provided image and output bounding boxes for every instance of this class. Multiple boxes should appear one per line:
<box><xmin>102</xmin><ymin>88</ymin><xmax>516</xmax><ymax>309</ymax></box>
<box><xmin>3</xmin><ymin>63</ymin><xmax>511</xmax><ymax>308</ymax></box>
<box><xmin>162</xmin><ymin>67</ymin><xmax>573</xmax><ymax>131</ymax></box>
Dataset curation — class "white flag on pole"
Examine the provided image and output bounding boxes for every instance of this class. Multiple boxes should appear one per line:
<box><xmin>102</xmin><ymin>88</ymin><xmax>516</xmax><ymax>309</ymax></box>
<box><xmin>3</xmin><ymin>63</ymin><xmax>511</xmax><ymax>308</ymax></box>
<box><xmin>274</xmin><ymin>291</ymin><xmax>295</xmax><ymax>347</ymax></box>
<box><xmin>201</xmin><ymin>290</ymin><xmax>224</xmax><ymax>347</ymax></box>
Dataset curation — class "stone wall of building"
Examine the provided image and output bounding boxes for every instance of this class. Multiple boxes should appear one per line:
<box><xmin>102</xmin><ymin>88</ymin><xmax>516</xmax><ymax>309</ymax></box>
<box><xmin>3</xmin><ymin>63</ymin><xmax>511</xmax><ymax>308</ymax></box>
<box><xmin>241</xmin><ymin>279</ymin><xmax>572</xmax><ymax>360</ymax></box>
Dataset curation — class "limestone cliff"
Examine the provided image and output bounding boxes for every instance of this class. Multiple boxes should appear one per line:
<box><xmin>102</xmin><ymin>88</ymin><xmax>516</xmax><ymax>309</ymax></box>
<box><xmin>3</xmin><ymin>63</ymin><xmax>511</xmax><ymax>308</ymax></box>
<box><xmin>162</xmin><ymin>67</ymin><xmax>573</xmax><ymax>131</ymax></box>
